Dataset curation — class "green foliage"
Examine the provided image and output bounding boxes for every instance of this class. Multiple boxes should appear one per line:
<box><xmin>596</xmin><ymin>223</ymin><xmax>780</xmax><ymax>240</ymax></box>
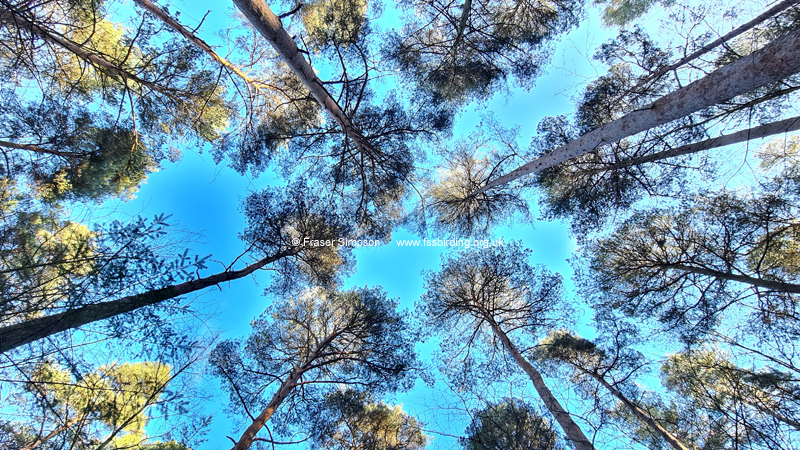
<box><xmin>0</xmin><ymin>93</ymin><xmax>161</xmax><ymax>203</ymax></box>
<box><xmin>310</xmin><ymin>389</ymin><xmax>429</xmax><ymax>450</ymax></box>
<box><xmin>583</xmin><ymin>189</ymin><xmax>800</xmax><ymax>342</ymax></box>
<box><xmin>241</xmin><ymin>181</ymin><xmax>355</xmax><ymax>294</ymax></box>
<box><xmin>35</xmin><ymin>128</ymin><xmax>157</xmax><ymax>202</ymax></box>
<box><xmin>386</xmin><ymin>0</ymin><xmax>583</xmax><ymax>105</ymax></box>
<box><xmin>302</xmin><ymin>0</ymin><xmax>369</xmax><ymax>49</ymax></box>
<box><xmin>0</xmin><ymin>178</ymin><xmax>96</xmax><ymax>323</ymax></box>
<box><xmin>597</xmin><ymin>0</ymin><xmax>670</xmax><ymax>26</ymax></box>
<box><xmin>424</xmin><ymin>129</ymin><xmax>531</xmax><ymax>237</ymax></box>
<box><xmin>0</xmin><ymin>0</ymin><xmax>235</xmax><ymax>206</ymax></box>
<box><xmin>210</xmin><ymin>286</ymin><xmax>416</xmax><ymax>437</ymax></box>
<box><xmin>461</xmin><ymin>399</ymin><xmax>560</xmax><ymax>450</ymax></box>
<box><xmin>661</xmin><ymin>348</ymin><xmax>800</xmax><ymax>448</ymax></box>
<box><xmin>606</xmin><ymin>393</ymin><xmax>728</xmax><ymax>450</ymax></box>
<box><xmin>419</xmin><ymin>241</ymin><xmax>566</xmax><ymax>388</ymax></box>
<box><xmin>15</xmin><ymin>360</ymin><xmax>172</xmax><ymax>448</ymax></box>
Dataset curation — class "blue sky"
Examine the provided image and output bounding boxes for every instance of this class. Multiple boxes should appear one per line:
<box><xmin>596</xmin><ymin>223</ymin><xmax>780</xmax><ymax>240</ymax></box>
<box><xmin>97</xmin><ymin>1</ymin><xmax>621</xmax><ymax>448</ymax></box>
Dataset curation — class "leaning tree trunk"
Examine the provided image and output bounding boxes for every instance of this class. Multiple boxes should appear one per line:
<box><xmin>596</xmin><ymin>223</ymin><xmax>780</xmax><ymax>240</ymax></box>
<box><xmin>0</xmin><ymin>251</ymin><xmax>293</xmax><ymax>354</ymax></box>
<box><xmin>669</xmin><ymin>264</ymin><xmax>800</xmax><ymax>293</ymax></box>
<box><xmin>630</xmin><ymin>0</ymin><xmax>800</xmax><ymax>91</ymax></box>
<box><xmin>132</xmin><ymin>0</ymin><xmax>272</xmax><ymax>96</ymax></box>
<box><xmin>487</xmin><ymin>321</ymin><xmax>596</xmax><ymax>450</ymax></box>
<box><xmin>0</xmin><ymin>4</ymin><xmax>176</xmax><ymax>97</ymax></box>
<box><xmin>231</xmin><ymin>330</ymin><xmax>341</xmax><ymax>450</ymax></box>
<box><xmin>586</xmin><ymin>371</ymin><xmax>694</xmax><ymax>450</ymax></box>
<box><xmin>232</xmin><ymin>365</ymin><xmax>304</xmax><ymax>450</ymax></box>
<box><xmin>232</xmin><ymin>0</ymin><xmax>378</xmax><ymax>157</ymax></box>
<box><xmin>473</xmin><ymin>27</ymin><xmax>800</xmax><ymax>195</ymax></box>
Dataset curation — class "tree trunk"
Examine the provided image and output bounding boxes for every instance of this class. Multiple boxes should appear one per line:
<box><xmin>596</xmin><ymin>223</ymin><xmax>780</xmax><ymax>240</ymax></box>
<box><xmin>473</xmin><ymin>27</ymin><xmax>800</xmax><ymax>195</ymax></box>
<box><xmin>232</xmin><ymin>364</ymin><xmax>304</xmax><ymax>450</ymax></box>
<box><xmin>0</xmin><ymin>4</ymin><xmax>176</xmax><ymax>98</ymax></box>
<box><xmin>231</xmin><ymin>0</ymin><xmax>378</xmax><ymax>158</ymax></box>
<box><xmin>588</xmin><ymin>115</ymin><xmax>800</xmax><ymax>174</ymax></box>
<box><xmin>21</xmin><ymin>417</ymin><xmax>81</xmax><ymax>450</ymax></box>
<box><xmin>0</xmin><ymin>252</ymin><xmax>292</xmax><ymax>354</ymax></box>
<box><xmin>230</xmin><ymin>330</ymin><xmax>342</xmax><ymax>450</ymax></box>
<box><xmin>0</xmin><ymin>140</ymin><xmax>86</xmax><ymax>158</ymax></box>
<box><xmin>450</xmin><ymin>0</ymin><xmax>473</xmax><ymax>63</ymax></box>
<box><xmin>588</xmin><ymin>371</ymin><xmax>694</xmax><ymax>450</ymax></box>
<box><xmin>486</xmin><ymin>321</ymin><xmax>596</xmax><ymax>450</ymax></box>
<box><xmin>631</xmin><ymin>0</ymin><xmax>800</xmax><ymax>91</ymax></box>
<box><xmin>132</xmin><ymin>0</ymin><xmax>271</xmax><ymax>96</ymax></box>
<box><xmin>670</xmin><ymin>264</ymin><xmax>800</xmax><ymax>293</ymax></box>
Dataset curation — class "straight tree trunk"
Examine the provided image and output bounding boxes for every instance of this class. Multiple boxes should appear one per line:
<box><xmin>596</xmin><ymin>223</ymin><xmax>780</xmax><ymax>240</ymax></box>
<box><xmin>0</xmin><ymin>252</ymin><xmax>292</xmax><ymax>354</ymax></box>
<box><xmin>449</xmin><ymin>0</ymin><xmax>473</xmax><ymax>63</ymax></box>
<box><xmin>231</xmin><ymin>0</ymin><xmax>378</xmax><ymax>158</ymax></box>
<box><xmin>473</xmin><ymin>27</ymin><xmax>800</xmax><ymax>195</ymax></box>
<box><xmin>487</xmin><ymin>320</ymin><xmax>596</xmax><ymax>450</ymax></box>
<box><xmin>587</xmin><ymin>115</ymin><xmax>800</xmax><ymax>174</ymax></box>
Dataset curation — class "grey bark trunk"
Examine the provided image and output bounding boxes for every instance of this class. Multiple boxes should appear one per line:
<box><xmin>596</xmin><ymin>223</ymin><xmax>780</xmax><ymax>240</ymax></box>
<box><xmin>0</xmin><ymin>252</ymin><xmax>291</xmax><ymax>354</ymax></box>
<box><xmin>487</xmin><ymin>321</ymin><xmax>596</xmax><ymax>450</ymax></box>
<box><xmin>0</xmin><ymin>140</ymin><xmax>86</xmax><ymax>158</ymax></box>
<box><xmin>588</xmin><ymin>115</ymin><xmax>800</xmax><ymax>174</ymax></box>
<box><xmin>232</xmin><ymin>0</ymin><xmax>377</xmax><ymax>157</ymax></box>
<box><xmin>449</xmin><ymin>0</ymin><xmax>473</xmax><ymax>63</ymax></box>
<box><xmin>474</xmin><ymin>27</ymin><xmax>800</xmax><ymax>195</ymax></box>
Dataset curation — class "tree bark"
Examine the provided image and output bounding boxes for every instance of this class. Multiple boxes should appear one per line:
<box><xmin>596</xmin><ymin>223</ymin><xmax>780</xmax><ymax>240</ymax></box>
<box><xmin>231</xmin><ymin>329</ymin><xmax>342</xmax><ymax>450</ymax></box>
<box><xmin>132</xmin><ymin>0</ymin><xmax>272</xmax><ymax>96</ymax></box>
<box><xmin>587</xmin><ymin>371</ymin><xmax>694</xmax><ymax>450</ymax></box>
<box><xmin>0</xmin><ymin>140</ymin><xmax>86</xmax><ymax>158</ymax></box>
<box><xmin>21</xmin><ymin>417</ymin><xmax>81</xmax><ymax>450</ymax></box>
<box><xmin>0</xmin><ymin>252</ymin><xmax>292</xmax><ymax>354</ymax></box>
<box><xmin>487</xmin><ymin>321</ymin><xmax>596</xmax><ymax>450</ymax></box>
<box><xmin>670</xmin><ymin>264</ymin><xmax>800</xmax><ymax>293</ymax></box>
<box><xmin>0</xmin><ymin>4</ymin><xmax>177</xmax><ymax>98</ymax></box>
<box><xmin>449</xmin><ymin>0</ymin><xmax>473</xmax><ymax>63</ymax></box>
<box><xmin>232</xmin><ymin>365</ymin><xmax>304</xmax><ymax>450</ymax></box>
<box><xmin>231</xmin><ymin>0</ymin><xmax>378</xmax><ymax>157</ymax></box>
<box><xmin>631</xmin><ymin>0</ymin><xmax>800</xmax><ymax>91</ymax></box>
<box><xmin>473</xmin><ymin>27</ymin><xmax>800</xmax><ymax>195</ymax></box>
<box><xmin>587</xmin><ymin>115</ymin><xmax>800</xmax><ymax>174</ymax></box>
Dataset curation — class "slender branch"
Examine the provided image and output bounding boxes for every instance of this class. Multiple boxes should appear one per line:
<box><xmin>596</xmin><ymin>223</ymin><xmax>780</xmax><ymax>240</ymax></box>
<box><xmin>633</xmin><ymin>0</ymin><xmax>800</xmax><ymax>91</ymax></box>
<box><xmin>131</xmin><ymin>0</ymin><xmax>274</xmax><ymax>96</ymax></box>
